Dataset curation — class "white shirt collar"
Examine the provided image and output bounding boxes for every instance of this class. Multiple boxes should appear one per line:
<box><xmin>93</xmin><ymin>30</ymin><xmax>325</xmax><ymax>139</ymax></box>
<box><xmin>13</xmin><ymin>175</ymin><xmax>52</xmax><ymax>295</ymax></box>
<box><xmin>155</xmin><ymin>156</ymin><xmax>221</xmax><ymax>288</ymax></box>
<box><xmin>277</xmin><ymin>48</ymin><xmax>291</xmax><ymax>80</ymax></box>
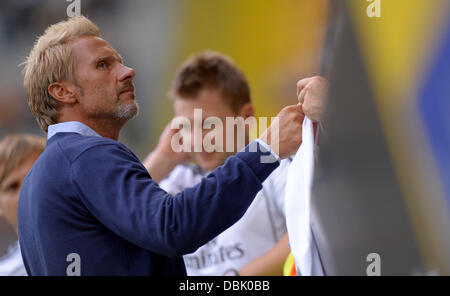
<box><xmin>47</xmin><ymin>121</ymin><xmax>101</xmax><ymax>140</ymax></box>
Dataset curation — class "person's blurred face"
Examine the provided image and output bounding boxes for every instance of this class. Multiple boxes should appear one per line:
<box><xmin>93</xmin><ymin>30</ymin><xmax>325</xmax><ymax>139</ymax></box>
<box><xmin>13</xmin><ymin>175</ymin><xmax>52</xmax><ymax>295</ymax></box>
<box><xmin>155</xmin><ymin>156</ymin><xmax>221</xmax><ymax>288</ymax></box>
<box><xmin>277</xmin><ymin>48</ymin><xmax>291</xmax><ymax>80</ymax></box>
<box><xmin>0</xmin><ymin>151</ymin><xmax>40</xmax><ymax>232</ymax></box>
<box><xmin>173</xmin><ymin>88</ymin><xmax>251</xmax><ymax>171</ymax></box>
<box><xmin>69</xmin><ymin>35</ymin><xmax>138</xmax><ymax>123</ymax></box>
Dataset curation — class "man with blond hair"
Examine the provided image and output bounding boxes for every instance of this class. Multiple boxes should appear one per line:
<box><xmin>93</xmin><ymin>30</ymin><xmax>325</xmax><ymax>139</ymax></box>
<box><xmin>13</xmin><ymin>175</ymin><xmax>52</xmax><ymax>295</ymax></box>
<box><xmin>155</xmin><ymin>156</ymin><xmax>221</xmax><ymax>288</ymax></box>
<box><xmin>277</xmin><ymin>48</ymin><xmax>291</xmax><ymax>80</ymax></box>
<box><xmin>18</xmin><ymin>16</ymin><xmax>304</xmax><ymax>275</ymax></box>
<box><xmin>0</xmin><ymin>134</ymin><xmax>45</xmax><ymax>276</ymax></box>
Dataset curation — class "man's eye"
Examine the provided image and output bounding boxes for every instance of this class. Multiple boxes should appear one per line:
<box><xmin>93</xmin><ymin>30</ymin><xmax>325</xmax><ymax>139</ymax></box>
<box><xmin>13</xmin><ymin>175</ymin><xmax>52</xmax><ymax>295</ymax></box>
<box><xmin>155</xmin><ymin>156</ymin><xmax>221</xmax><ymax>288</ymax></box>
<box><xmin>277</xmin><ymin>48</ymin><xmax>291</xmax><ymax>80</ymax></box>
<box><xmin>97</xmin><ymin>61</ymin><xmax>107</xmax><ymax>69</ymax></box>
<box><xmin>6</xmin><ymin>182</ymin><xmax>19</xmax><ymax>192</ymax></box>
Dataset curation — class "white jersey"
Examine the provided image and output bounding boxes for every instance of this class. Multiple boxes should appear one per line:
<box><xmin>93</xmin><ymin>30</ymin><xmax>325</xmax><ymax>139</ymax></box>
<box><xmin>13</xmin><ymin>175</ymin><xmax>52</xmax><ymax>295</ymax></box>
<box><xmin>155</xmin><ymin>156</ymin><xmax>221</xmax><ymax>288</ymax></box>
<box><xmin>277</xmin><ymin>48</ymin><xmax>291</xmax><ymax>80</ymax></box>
<box><xmin>285</xmin><ymin>117</ymin><xmax>324</xmax><ymax>276</ymax></box>
<box><xmin>159</xmin><ymin>159</ymin><xmax>290</xmax><ymax>276</ymax></box>
<box><xmin>0</xmin><ymin>240</ymin><xmax>27</xmax><ymax>276</ymax></box>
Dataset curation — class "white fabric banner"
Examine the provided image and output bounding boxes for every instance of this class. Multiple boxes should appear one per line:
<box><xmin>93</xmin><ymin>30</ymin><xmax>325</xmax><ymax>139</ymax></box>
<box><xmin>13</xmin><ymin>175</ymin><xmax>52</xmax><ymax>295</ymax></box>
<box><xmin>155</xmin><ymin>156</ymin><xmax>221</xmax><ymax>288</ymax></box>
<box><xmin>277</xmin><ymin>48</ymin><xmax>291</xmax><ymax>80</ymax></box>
<box><xmin>284</xmin><ymin>117</ymin><xmax>324</xmax><ymax>276</ymax></box>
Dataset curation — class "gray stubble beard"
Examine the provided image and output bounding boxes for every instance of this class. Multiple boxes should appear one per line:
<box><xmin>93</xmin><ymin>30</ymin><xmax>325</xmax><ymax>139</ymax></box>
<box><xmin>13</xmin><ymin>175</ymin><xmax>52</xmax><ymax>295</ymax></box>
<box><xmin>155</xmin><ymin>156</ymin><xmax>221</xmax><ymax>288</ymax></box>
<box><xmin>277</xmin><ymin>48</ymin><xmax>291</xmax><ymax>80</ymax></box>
<box><xmin>114</xmin><ymin>100</ymin><xmax>140</xmax><ymax>121</ymax></box>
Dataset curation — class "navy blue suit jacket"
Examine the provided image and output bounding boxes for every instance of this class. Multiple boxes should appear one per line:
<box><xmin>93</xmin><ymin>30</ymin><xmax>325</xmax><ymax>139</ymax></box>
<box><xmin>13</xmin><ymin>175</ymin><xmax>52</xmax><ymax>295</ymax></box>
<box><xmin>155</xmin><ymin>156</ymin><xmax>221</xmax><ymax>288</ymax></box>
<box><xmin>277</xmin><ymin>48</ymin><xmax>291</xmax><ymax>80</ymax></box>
<box><xmin>18</xmin><ymin>133</ymin><xmax>278</xmax><ymax>275</ymax></box>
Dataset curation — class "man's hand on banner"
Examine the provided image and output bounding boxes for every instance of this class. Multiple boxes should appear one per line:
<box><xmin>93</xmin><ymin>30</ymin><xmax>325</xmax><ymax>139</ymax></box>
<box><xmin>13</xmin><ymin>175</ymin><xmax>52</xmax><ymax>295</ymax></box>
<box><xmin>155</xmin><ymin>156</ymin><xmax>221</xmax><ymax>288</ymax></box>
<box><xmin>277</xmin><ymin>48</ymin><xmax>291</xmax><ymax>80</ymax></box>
<box><xmin>296</xmin><ymin>76</ymin><xmax>329</xmax><ymax>122</ymax></box>
<box><xmin>259</xmin><ymin>104</ymin><xmax>304</xmax><ymax>159</ymax></box>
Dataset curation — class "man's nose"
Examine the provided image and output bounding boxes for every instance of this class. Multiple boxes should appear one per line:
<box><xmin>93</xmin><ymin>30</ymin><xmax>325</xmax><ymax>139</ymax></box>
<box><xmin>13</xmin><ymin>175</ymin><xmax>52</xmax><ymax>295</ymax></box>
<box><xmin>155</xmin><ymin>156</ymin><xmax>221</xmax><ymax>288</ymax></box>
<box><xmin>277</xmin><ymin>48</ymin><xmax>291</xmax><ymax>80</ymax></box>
<box><xmin>190</xmin><ymin>126</ymin><xmax>206</xmax><ymax>151</ymax></box>
<box><xmin>118</xmin><ymin>64</ymin><xmax>136</xmax><ymax>82</ymax></box>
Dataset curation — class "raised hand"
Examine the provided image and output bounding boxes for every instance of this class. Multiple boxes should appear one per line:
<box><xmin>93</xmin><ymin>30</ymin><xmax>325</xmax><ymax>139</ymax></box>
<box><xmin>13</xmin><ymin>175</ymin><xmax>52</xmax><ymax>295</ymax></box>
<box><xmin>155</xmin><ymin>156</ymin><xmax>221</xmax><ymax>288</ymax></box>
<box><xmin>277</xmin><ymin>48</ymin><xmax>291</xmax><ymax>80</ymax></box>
<box><xmin>143</xmin><ymin>119</ymin><xmax>191</xmax><ymax>182</ymax></box>
<box><xmin>296</xmin><ymin>76</ymin><xmax>329</xmax><ymax>122</ymax></box>
<box><xmin>259</xmin><ymin>104</ymin><xmax>304</xmax><ymax>159</ymax></box>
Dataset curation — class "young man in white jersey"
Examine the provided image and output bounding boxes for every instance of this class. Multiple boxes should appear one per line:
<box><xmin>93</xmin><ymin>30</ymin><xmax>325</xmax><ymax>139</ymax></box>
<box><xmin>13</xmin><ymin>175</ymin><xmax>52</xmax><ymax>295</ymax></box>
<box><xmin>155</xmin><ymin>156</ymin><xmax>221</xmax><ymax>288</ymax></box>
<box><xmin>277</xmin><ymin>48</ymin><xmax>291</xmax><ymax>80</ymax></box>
<box><xmin>144</xmin><ymin>52</ymin><xmax>292</xmax><ymax>276</ymax></box>
<box><xmin>0</xmin><ymin>134</ymin><xmax>45</xmax><ymax>276</ymax></box>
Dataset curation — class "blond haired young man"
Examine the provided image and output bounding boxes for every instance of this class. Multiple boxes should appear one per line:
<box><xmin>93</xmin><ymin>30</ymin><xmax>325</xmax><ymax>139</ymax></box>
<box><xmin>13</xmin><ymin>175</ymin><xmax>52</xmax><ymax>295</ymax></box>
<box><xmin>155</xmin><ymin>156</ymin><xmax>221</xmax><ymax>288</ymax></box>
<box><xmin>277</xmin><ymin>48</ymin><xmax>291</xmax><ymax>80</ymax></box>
<box><xmin>145</xmin><ymin>52</ymin><xmax>290</xmax><ymax>275</ymax></box>
<box><xmin>0</xmin><ymin>134</ymin><xmax>45</xmax><ymax>276</ymax></box>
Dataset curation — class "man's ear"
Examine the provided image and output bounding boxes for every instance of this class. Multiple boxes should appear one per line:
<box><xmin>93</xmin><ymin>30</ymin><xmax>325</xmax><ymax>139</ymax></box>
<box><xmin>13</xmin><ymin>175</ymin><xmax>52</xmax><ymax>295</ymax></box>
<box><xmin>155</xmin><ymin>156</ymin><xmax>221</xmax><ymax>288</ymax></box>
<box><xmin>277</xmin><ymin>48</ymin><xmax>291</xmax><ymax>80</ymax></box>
<box><xmin>238</xmin><ymin>103</ymin><xmax>254</xmax><ymax>119</ymax></box>
<box><xmin>48</xmin><ymin>81</ymin><xmax>78</xmax><ymax>104</ymax></box>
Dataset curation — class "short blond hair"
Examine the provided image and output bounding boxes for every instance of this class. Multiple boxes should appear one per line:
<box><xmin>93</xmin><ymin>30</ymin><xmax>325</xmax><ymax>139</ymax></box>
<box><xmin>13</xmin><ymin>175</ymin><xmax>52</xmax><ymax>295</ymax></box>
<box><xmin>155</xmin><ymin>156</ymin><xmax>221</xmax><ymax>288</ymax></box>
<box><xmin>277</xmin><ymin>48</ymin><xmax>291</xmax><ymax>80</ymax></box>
<box><xmin>169</xmin><ymin>51</ymin><xmax>251</xmax><ymax>114</ymax></box>
<box><xmin>0</xmin><ymin>134</ymin><xmax>46</xmax><ymax>187</ymax></box>
<box><xmin>23</xmin><ymin>16</ymin><xmax>100</xmax><ymax>132</ymax></box>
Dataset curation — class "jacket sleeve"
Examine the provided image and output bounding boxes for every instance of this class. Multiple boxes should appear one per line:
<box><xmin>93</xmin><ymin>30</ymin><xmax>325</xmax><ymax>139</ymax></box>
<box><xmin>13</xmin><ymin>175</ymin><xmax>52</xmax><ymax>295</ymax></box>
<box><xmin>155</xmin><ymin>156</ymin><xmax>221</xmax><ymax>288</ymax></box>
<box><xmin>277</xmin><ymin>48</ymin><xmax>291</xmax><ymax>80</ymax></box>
<box><xmin>71</xmin><ymin>141</ymin><xmax>279</xmax><ymax>257</ymax></box>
